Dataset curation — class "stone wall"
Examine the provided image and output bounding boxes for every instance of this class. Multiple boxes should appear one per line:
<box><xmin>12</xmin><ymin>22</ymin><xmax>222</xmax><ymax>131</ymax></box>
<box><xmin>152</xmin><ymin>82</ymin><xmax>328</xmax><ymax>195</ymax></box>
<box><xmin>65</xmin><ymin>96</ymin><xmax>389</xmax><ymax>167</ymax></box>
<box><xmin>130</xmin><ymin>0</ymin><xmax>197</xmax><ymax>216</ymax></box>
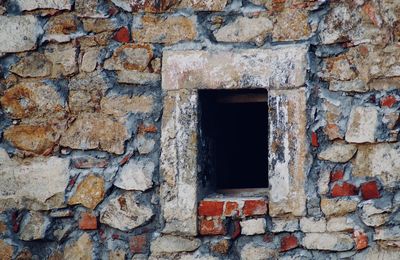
<box><xmin>0</xmin><ymin>0</ymin><xmax>400</xmax><ymax>259</ymax></box>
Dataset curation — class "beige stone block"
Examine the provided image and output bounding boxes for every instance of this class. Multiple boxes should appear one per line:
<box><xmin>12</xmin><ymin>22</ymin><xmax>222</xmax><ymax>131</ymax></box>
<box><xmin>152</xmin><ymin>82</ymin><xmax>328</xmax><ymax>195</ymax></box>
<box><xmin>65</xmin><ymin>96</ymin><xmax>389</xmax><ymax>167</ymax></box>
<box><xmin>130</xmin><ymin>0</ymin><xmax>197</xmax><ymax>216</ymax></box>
<box><xmin>0</xmin><ymin>150</ymin><xmax>69</xmax><ymax>211</ymax></box>
<box><xmin>13</xmin><ymin>0</ymin><xmax>72</xmax><ymax>11</ymax></box>
<box><xmin>132</xmin><ymin>15</ymin><xmax>197</xmax><ymax>44</ymax></box>
<box><xmin>214</xmin><ymin>15</ymin><xmax>273</xmax><ymax>44</ymax></box>
<box><xmin>321</xmin><ymin>198</ymin><xmax>359</xmax><ymax>217</ymax></box>
<box><xmin>346</xmin><ymin>106</ymin><xmax>378</xmax><ymax>143</ymax></box>
<box><xmin>353</xmin><ymin>143</ymin><xmax>400</xmax><ymax>187</ymax></box>
<box><xmin>302</xmin><ymin>233</ymin><xmax>354</xmax><ymax>251</ymax></box>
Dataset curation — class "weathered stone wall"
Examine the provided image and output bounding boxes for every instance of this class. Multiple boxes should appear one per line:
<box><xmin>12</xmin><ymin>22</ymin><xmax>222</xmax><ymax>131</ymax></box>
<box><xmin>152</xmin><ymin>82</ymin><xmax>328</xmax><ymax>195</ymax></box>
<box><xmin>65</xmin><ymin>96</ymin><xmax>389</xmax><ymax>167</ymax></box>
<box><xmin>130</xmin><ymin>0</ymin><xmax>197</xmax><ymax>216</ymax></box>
<box><xmin>0</xmin><ymin>0</ymin><xmax>399</xmax><ymax>259</ymax></box>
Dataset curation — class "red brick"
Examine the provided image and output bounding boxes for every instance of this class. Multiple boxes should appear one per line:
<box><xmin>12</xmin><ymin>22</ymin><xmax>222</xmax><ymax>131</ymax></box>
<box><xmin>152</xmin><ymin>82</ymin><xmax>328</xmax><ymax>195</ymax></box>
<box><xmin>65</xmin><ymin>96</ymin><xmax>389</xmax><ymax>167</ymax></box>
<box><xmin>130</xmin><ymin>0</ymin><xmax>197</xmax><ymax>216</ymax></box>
<box><xmin>231</xmin><ymin>221</ymin><xmax>241</xmax><ymax>239</ymax></box>
<box><xmin>113</xmin><ymin>27</ymin><xmax>130</xmax><ymax>43</ymax></box>
<box><xmin>137</xmin><ymin>123</ymin><xmax>157</xmax><ymax>134</ymax></box>
<box><xmin>224</xmin><ymin>201</ymin><xmax>239</xmax><ymax>217</ymax></box>
<box><xmin>330</xmin><ymin>170</ymin><xmax>344</xmax><ymax>182</ymax></box>
<box><xmin>79</xmin><ymin>213</ymin><xmax>97</xmax><ymax>230</ymax></box>
<box><xmin>280</xmin><ymin>234</ymin><xmax>298</xmax><ymax>252</ymax></box>
<box><xmin>130</xmin><ymin>234</ymin><xmax>148</xmax><ymax>254</ymax></box>
<box><xmin>360</xmin><ymin>181</ymin><xmax>380</xmax><ymax>200</ymax></box>
<box><xmin>72</xmin><ymin>157</ymin><xmax>109</xmax><ymax>169</ymax></box>
<box><xmin>381</xmin><ymin>95</ymin><xmax>397</xmax><ymax>108</ymax></box>
<box><xmin>118</xmin><ymin>152</ymin><xmax>133</xmax><ymax>166</ymax></box>
<box><xmin>354</xmin><ymin>230</ymin><xmax>368</xmax><ymax>250</ymax></box>
<box><xmin>199</xmin><ymin>218</ymin><xmax>226</xmax><ymax>236</ymax></box>
<box><xmin>243</xmin><ymin>200</ymin><xmax>268</xmax><ymax>216</ymax></box>
<box><xmin>311</xmin><ymin>131</ymin><xmax>319</xmax><ymax>147</ymax></box>
<box><xmin>263</xmin><ymin>234</ymin><xmax>273</xmax><ymax>242</ymax></box>
<box><xmin>331</xmin><ymin>182</ymin><xmax>358</xmax><ymax>197</ymax></box>
<box><xmin>198</xmin><ymin>201</ymin><xmax>224</xmax><ymax>217</ymax></box>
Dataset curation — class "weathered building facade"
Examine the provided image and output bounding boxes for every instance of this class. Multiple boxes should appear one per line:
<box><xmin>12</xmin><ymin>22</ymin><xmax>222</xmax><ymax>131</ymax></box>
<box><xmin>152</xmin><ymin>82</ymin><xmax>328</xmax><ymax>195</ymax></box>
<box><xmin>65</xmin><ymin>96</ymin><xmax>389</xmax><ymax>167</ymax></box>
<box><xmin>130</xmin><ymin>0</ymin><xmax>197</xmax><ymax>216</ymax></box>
<box><xmin>0</xmin><ymin>0</ymin><xmax>400</xmax><ymax>259</ymax></box>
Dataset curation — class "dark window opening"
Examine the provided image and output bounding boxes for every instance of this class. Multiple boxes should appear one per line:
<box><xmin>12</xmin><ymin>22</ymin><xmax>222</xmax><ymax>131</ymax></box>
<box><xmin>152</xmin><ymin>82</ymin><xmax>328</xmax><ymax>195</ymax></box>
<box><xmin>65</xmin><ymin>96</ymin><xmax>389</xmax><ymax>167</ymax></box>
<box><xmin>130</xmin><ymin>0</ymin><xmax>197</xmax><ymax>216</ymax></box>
<box><xmin>199</xmin><ymin>89</ymin><xmax>268</xmax><ymax>191</ymax></box>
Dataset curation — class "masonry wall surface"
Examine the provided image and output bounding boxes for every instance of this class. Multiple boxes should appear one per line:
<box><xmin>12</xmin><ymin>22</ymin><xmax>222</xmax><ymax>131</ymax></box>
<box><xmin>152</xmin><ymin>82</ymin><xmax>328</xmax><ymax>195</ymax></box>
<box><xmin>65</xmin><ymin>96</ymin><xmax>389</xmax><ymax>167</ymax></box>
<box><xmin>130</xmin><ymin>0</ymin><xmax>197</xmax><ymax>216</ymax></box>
<box><xmin>0</xmin><ymin>0</ymin><xmax>400</xmax><ymax>259</ymax></box>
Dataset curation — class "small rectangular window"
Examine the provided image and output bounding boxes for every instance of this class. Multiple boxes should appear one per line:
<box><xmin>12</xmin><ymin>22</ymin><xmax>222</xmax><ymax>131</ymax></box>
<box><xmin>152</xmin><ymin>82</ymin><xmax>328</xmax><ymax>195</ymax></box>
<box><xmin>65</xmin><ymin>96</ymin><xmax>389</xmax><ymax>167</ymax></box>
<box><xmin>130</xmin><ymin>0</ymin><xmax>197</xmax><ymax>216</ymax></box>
<box><xmin>199</xmin><ymin>89</ymin><xmax>268</xmax><ymax>193</ymax></box>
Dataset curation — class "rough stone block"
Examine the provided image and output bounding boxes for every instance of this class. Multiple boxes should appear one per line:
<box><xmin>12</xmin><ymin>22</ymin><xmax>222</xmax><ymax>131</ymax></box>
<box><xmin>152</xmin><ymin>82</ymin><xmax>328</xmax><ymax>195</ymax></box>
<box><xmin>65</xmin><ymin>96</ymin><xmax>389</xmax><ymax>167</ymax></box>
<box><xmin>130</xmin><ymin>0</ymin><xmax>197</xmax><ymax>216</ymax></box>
<box><xmin>327</xmin><ymin>217</ymin><xmax>354</xmax><ymax>232</ymax></box>
<box><xmin>100</xmin><ymin>191</ymin><xmax>154</xmax><ymax>231</ymax></box>
<box><xmin>18</xmin><ymin>211</ymin><xmax>50</xmax><ymax>241</ymax></box>
<box><xmin>214</xmin><ymin>15</ymin><xmax>273</xmax><ymax>44</ymax></box>
<box><xmin>42</xmin><ymin>13</ymin><xmax>78</xmax><ymax>43</ymax></box>
<box><xmin>345</xmin><ymin>106</ymin><xmax>378</xmax><ymax>143</ymax></box>
<box><xmin>0</xmin><ymin>16</ymin><xmax>43</xmax><ymax>53</ymax></box>
<box><xmin>318</xmin><ymin>142</ymin><xmax>357</xmax><ymax>163</ymax></box>
<box><xmin>101</xmin><ymin>95</ymin><xmax>154</xmax><ymax>117</ymax></box>
<box><xmin>321</xmin><ymin>198</ymin><xmax>359</xmax><ymax>217</ymax></box>
<box><xmin>272</xmin><ymin>9</ymin><xmax>312</xmax><ymax>41</ymax></box>
<box><xmin>150</xmin><ymin>235</ymin><xmax>201</xmax><ymax>255</ymax></box>
<box><xmin>352</xmin><ymin>143</ymin><xmax>400</xmax><ymax>188</ymax></box>
<box><xmin>13</xmin><ymin>0</ymin><xmax>72</xmax><ymax>11</ymax></box>
<box><xmin>240</xmin><ymin>242</ymin><xmax>278</xmax><ymax>260</ymax></box>
<box><xmin>0</xmin><ymin>150</ymin><xmax>69</xmax><ymax>211</ymax></box>
<box><xmin>10</xmin><ymin>53</ymin><xmax>52</xmax><ymax>78</ymax></box>
<box><xmin>114</xmin><ymin>159</ymin><xmax>154</xmax><ymax>191</ymax></box>
<box><xmin>59</xmin><ymin>113</ymin><xmax>130</xmax><ymax>155</ymax></box>
<box><xmin>240</xmin><ymin>218</ymin><xmax>266</xmax><ymax>235</ymax></box>
<box><xmin>302</xmin><ymin>233</ymin><xmax>354</xmax><ymax>251</ymax></box>
<box><xmin>271</xmin><ymin>218</ymin><xmax>299</xmax><ymax>232</ymax></box>
<box><xmin>132</xmin><ymin>15</ymin><xmax>197</xmax><ymax>44</ymax></box>
<box><xmin>63</xmin><ymin>233</ymin><xmax>93</xmax><ymax>260</ymax></box>
<box><xmin>300</xmin><ymin>217</ymin><xmax>326</xmax><ymax>233</ymax></box>
<box><xmin>68</xmin><ymin>174</ymin><xmax>105</xmax><ymax>210</ymax></box>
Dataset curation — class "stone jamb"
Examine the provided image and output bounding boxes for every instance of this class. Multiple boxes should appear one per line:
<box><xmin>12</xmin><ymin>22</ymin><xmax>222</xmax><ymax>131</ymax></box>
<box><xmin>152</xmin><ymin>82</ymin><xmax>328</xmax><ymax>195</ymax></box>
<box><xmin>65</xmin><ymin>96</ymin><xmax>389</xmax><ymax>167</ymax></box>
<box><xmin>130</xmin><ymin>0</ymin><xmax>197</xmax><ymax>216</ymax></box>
<box><xmin>160</xmin><ymin>45</ymin><xmax>310</xmax><ymax>235</ymax></box>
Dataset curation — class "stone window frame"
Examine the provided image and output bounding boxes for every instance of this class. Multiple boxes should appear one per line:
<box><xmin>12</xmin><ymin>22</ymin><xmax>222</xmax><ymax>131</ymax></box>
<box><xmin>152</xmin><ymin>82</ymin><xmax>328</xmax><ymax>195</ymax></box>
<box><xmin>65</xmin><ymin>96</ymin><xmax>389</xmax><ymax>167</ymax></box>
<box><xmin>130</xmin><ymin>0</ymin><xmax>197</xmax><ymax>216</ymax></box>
<box><xmin>160</xmin><ymin>45</ymin><xmax>311</xmax><ymax>236</ymax></box>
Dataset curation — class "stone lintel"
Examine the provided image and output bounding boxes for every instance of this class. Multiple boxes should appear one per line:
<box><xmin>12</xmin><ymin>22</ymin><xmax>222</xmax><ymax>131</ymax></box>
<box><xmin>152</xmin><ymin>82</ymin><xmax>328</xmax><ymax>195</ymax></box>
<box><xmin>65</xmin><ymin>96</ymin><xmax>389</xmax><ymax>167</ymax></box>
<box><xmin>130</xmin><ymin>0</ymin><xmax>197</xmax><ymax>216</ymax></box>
<box><xmin>162</xmin><ymin>45</ymin><xmax>309</xmax><ymax>91</ymax></box>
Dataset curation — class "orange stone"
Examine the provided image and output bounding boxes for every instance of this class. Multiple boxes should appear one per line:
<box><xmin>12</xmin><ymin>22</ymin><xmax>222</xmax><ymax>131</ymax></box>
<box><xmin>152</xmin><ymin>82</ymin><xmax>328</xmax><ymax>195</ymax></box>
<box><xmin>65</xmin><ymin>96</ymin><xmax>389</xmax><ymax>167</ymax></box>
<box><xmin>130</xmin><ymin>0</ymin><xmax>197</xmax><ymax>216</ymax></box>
<box><xmin>0</xmin><ymin>240</ymin><xmax>13</xmax><ymax>260</ymax></box>
<box><xmin>131</xmin><ymin>15</ymin><xmax>197</xmax><ymax>45</ymax></box>
<box><xmin>4</xmin><ymin>125</ymin><xmax>58</xmax><ymax>154</ymax></box>
<box><xmin>354</xmin><ymin>230</ymin><xmax>368</xmax><ymax>250</ymax></box>
<box><xmin>68</xmin><ymin>174</ymin><xmax>105</xmax><ymax>209</ymax></box>
<box><xmin>79</xmin><ymin>213</ymin><xmax>98</xmax><ymax>230</ymax></box>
